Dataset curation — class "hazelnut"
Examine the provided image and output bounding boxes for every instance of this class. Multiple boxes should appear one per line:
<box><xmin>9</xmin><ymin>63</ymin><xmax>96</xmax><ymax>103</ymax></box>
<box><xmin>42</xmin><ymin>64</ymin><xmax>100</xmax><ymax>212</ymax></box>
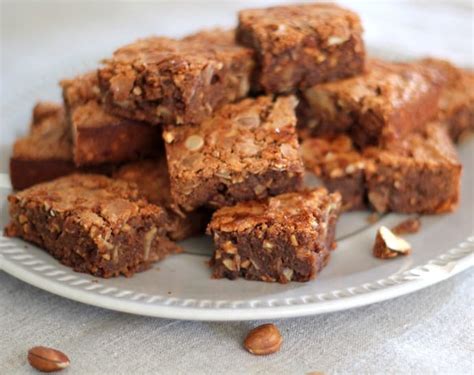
<box><xmin>373</xmin><ymin>226</ymin><xmax>412</xmax><ymax>259</ymax></box>
<box><xmin>28</xmin><ymin>346</ymin><xmax>70</xmax><ymax>373</ymax></box>
<box><xmin>244</xmin><ymin>324</ymin><xmax>283</xmax><ymax>355</ymax></box>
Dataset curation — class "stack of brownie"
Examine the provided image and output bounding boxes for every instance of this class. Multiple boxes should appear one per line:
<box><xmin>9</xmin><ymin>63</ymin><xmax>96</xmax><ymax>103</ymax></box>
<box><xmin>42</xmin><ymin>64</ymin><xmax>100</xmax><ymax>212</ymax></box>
<box><xmin>5</xmin><ymin>3</ymin><xmax>472</xmax><ymax>283</ymax></box>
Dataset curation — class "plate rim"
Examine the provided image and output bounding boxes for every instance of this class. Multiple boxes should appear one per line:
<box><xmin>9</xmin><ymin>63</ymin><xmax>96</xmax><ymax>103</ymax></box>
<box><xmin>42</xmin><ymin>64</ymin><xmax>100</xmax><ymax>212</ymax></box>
<box><xmin>1</xmin><ymin>233</ymin><xmax>473</xmax><ymax>321</ymax></box>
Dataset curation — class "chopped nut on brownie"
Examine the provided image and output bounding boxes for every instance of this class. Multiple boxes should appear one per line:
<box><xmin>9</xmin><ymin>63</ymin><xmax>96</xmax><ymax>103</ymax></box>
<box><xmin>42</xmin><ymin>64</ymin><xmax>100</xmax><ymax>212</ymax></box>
<box><xmin>237</xmin><ymin>3</ymin><xmax>365</xmax><ymax>93</ymax></box>
<box><xmin>373</xmin><ymin>226</ymin><xmax>412</xmax><ymax>259</ymax></box>
<box><xmin>207</xmin><ymin>188</ymin><xmax>342</xmax><ymax>283</ymax></box>
<box><xmin>5</xmin><ymin>174</ymin><xmax>181</xmax><ymax>277</ymax></box>
<box><xmin>164</xmin><ymin>95</ymin><xmax>305</xmax><ymax>211</ymax></box>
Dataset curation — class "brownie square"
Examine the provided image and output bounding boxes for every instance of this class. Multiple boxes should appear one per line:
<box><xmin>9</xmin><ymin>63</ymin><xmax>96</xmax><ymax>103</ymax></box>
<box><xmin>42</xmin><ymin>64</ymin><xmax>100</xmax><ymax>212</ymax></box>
<box><xmin>114</xmin><ymin>158</ymin><xmax>210</xmax><ymax>241</ymax></box>
<box><xmin>9</xmin><ymin>102</ymin><xmax>113</xmax><ymax>190</ymax></box>
<box><xmin>10</xmin><ymin>102</ymin><xmax>74</xmax><ymax>190</ymax></box>
<box><xmin>299</xmin><ymin>59</ymin><xmax>442</xmax><ymax>147</ymax></box>
<box><xmin>61</xmin><ymin>72</ymin><xmax>162</xmax><ymax>166</ymax></box>
<box><xmin>98</xmin><ymin>32</ymin><xmax>254</xmax><ymax>125</ymax></box>
<box><xmin>301</xmin><ymin>134</ymin><xmax>366</xmax><ymax>211</ymax></box>
<box><xmin>421</xmin><ymin>58</ymin><xmax>474</xmax><ymax>142</ymax></box>
<box><xmin>364</xmin><ymin>122</ymin><xmax>462</xmax><ymax>214</ymax></box>
<box><xmin>5</xmin><ymin>174</ymin><xmax>181</xmax><ymax>278</ymax></box>
<box><xmin>208</xmin><ymin>189</ymin><xmax>342</xmax><ymax>283</ymax></box>
<box><xmin>163</xmin><ymin>95</ymin><xmax>304</xmax><ymax>211</ymax></box>
<box><xmin>237</xmin><ymin>3</ymin><xmax>365</xmax><ymax>93</ymax></box>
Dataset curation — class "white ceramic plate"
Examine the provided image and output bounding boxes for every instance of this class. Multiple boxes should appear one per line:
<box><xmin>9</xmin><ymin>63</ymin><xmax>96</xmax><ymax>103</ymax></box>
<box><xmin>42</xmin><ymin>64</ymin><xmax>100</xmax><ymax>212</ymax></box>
<box><xmin>1</xmin><ymin>2</ymin><xmax>473</xmax><ymax>319</ymax></box>
<box><xmin>1</xmin><ymin>134</ymin><xmax>473</xmax><ymax>321</ymax></box>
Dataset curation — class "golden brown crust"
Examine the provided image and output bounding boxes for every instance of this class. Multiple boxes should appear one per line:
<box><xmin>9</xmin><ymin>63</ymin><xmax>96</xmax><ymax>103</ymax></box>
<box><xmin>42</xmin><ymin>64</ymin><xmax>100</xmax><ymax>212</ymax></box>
<box><xmin>61</xmin><ymin>72</ymin><xmax>162</xmax><ymax>166</ymax></box>
<box><xmin>301</xmin><ymin>135</ymin><xmax>366</xmax><ymax>210</ymax></box>
<box><xmin>98</xmin><ymin>33</ymin><xmax>254</xmax><ymax>125</ymax></box>
<box><xmin>13</xmin><ymin>103</ymin><xmax>71</xmax><ymax>161</ymax></box>
<box><xmin>237</xmin><ymin>3</ymin><xmax>365</xmax><ymax>93</ymax></box>
<box><xmin>300</xmin><ymin>59</ymin><xmax>442</xmax><ymax>147</ymax></box>
<box><xmin>5</xmin><ymin>174</ymin><xmax>181</xmax><ymax>278</ymax></box>
<box><xmin>208</xmin><ymin>188</ymin><xmax>342</xmax><ymax>283</ymax></box>
<box><xmin>420</xmin><ymin>58</ymin><xmax>474</xmax><ymax>141</ymax></box>
<box><xmin>164</xmin><ymin>95</ymin><xmax>304</xmax><ymax>211</ymax></box>
<box><xmin>364</xmin><ymin>122</ymin><xmax>462</xmax><ymax>214</ymax></box>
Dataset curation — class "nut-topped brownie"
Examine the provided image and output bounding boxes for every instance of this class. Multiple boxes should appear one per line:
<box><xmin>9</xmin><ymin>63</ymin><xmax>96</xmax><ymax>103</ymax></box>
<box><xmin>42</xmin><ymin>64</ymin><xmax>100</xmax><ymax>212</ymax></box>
<box><xmin>364</xmin><ymin>122</ymin><xmax>461</xmax><ymax>214</ymax></box>
<box><xmin>114</xmin><ymin>158</ymin><xmax>210</xmax><ymax>241</ymax></box>
<box><xmin>208</xmin><ymin>189</ymin><xmax>342</xmax><ymax>283</ymax></box>
<box><xmin>5</xmin><ymin>174</ymin><xmax>181</xmax><ymax>277</ymax></box>
<box><xmin>237</xmin><ymin>3</ymin><xmax>365</xmax><ymax>93</ymax></box>
<box><xmin>98</xmin><ymin>33</ymin><xmax>254</xmax><ymax>125</ymax></box>
<box><xmin>61</xmin><ymin>72</ymin><xmax>162</xmax><ymax>166</ymax></box>
<box><xmin>299</xmin><ymin>59</ymin><xmax>442</xmax><ymax>147</ymax></box>
<box><xmin>421</xmin><ymin>58</ymin><xmax>474</xmax><ymax>142</ymax></box>
<box><xmin>163</xmin><ymin>95</ymin><xmax>304</xmax><ymax>211</ymax></box>
<box><xmin>301</xmin><ymin>134</ymin><xmax>366</xmax><ymax>210</ymax></box>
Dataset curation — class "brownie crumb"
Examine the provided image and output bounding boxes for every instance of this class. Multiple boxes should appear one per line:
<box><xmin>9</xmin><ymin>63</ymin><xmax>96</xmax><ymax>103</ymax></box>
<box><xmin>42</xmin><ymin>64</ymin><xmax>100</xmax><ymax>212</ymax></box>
<box><xmin>392</xmin><ymin>217</ymin><xmax>421</xmax><ymax>235</ymax></box>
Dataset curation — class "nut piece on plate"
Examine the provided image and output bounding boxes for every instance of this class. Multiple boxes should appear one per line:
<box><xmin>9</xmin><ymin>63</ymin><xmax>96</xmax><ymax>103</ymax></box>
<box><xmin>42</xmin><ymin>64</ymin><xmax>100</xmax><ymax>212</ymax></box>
<box><xmin>373</xmin><ymin>226</ymin><xmax>412</xmax><ymax>259</ymax></box>
<box><xmin>28</xmin><ymin>346</ymin><xmax>70</xmax><ymax>372</ymax></box>
<box><xmin>244</xmin><ymin>324</ymin><xmax>283</xmax><ymax>355</ymax></box>
<box><xmin>392</xmin><ymin>217</ymin><xmax>421</xmax><ymax>235</ymax></box>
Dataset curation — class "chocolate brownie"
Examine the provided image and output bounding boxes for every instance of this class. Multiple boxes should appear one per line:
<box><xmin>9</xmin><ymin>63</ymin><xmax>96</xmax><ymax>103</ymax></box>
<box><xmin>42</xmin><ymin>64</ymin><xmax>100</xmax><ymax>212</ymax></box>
<box><xmin>299</xmin><ymin>59</ymin><xmax>442</xmax><ymax>147</ymax></box>
<box><xmin>113</xmin><ymin>159</ymin><xmax>210</xmax><ymax>241</ymax></box>
<box><xmin>301</xmin><ymin>134</ymin><xmax>366</xmax><ymax>210</ymax></box>
<box><xmin>163</xmin><ymin>95</ymin><xmax>304</xmax><ymax>211</ymax></box>
<box><xmin>208</xmin><ymin>188</ymin><xmax>342</xmax><ymax>283</ymax></box>
<box><xmin>10</xmin><ymin>102</ymin><xmax>112</xmax><ymax>190</ymax></box>
<box><xmin>98</xmin><ymin>33</ymin><xmax>254</xmax><ymax>125</ymax></box>
<box><xmin>364</xmin><ymin>122</ymin><xmax>461</xmax><ymax>214</ymax></box>
<box><xmin>5</xmin><ymin>174</ymin><xmax>181</xmax><ymax>278</ymax></box>
<box><xmin>237</xmin><ymin>3</ymin><xmax>365</xmax><ymax>93</ymax></box>
<box><xmin>421</xmin><ymin>58</ymin><xmax>474</xmax><ymax>142</ymax></box>
<box><xmin>61</xmin><ymin>72</ymin><xmax>162</xmax><ymax>166</ymax></box>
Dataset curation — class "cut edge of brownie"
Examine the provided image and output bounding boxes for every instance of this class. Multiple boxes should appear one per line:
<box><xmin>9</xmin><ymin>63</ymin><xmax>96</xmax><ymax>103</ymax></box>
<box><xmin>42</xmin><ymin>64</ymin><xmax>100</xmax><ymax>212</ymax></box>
<box><xmin>207</xmin><ymin>188</ymin><xmax>342</xmax><ymax>283</ymax></box>
<box><xmin>364</xmin><ymin>123</ymin><xmax>462</xmax><ymax>214</ymax></box>
<box><xmin>4</xmin><ymin>174</ymin><xmax>182</xmax><ymax>278</ymax></box>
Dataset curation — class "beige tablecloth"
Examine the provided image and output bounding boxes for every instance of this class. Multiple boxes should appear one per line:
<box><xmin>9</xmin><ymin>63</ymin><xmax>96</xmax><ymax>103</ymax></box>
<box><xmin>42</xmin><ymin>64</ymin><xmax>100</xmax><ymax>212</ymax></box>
<box><xmin>1</xmin><ymin>1</ymin><xmax>473</xmax><ymax>374</ymax></box>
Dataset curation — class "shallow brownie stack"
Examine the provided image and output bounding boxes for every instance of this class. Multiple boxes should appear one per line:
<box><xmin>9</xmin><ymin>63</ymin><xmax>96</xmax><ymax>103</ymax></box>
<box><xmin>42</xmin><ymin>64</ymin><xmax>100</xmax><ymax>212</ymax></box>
<box><xmin>5</xmin><ymin>3</ymin><xmax>473</xmax><ymax>283</ymax></box>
